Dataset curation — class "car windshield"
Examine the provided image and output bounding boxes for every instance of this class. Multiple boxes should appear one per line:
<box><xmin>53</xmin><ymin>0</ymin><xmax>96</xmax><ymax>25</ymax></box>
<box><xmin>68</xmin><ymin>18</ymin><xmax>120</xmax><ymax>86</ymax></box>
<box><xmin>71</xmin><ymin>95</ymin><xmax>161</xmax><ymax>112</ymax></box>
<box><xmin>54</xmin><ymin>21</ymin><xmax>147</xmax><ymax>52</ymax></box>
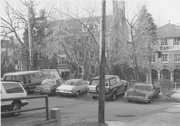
<box><xmin>63</xmin><ymin>80</ymin><xmax>76</xmax><ymax>85</ymax></box>
<box><xmin>134</xmin><ymin>85</ymin><xmax>152</xmax><ymax>91</ymax></box>
<box><xmin>90</xmin><ymin>79</ymin><xmax>109</xmax><ymax>86</ymax></box>
<box><xmin>43</xmin><ymin>80</ymin><xmax>56</xmax><ymax>85</ymax></box>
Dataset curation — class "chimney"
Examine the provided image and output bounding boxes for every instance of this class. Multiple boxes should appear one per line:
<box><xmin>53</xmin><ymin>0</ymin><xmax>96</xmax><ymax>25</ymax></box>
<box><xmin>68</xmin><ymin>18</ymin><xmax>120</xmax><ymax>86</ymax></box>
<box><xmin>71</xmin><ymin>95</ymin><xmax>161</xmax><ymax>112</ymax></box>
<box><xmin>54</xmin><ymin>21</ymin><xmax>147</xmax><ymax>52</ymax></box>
<box><xmin>168</xmin><ymin>20</ymin><xmax>170</xmax><ymax>24</ymax></box>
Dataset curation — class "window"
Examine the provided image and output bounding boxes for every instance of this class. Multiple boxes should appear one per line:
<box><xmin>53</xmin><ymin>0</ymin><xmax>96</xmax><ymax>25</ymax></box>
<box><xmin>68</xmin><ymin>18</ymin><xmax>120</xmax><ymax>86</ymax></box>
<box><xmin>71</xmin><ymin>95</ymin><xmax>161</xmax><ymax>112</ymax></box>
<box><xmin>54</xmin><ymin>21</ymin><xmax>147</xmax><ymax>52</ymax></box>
<box><xmin>173</xmin><ymin>38</ymin><xmax>180</xmax><ymax>45</ymax></box>
<box><xmin>77</xmin><ymin>51</ymin><xmax>84</xmax><ymax>59</ymax></box>
<box><xmin>77</xmin><ymin>81</ymin><xmax>83</xmax><ymax>86</ymax></box>
<box><xmin>161</xmin><ymin>54</ymin><xmax>168</xmax><ymax>62</ymax></box>
<box><xmin>174</xmin><ymin>54</ymin><xmax>180</xmax><ymax>62</ymax></box>
<box><xmin>2</xmin><ymin>83</ymin><xmax>24</xmax><ymax>93</ymax></box>
<box><xmin>161</xmin><ymin>39</ymin><xmax>168</xmax><ymax>45</ymax></box>
<box><xmin>84</xmin><ymin>35</ymin><xmax>89</xmax><ymax>43</ymax></box>
<box><xmin>89</xmin><ymin>37</ymin><xmax>94</xmax><ymax>44</ymax></box>
<box><xmin>94</xmin><ymin>22</ymin><xmax>99</xmax><ymax>31</ymax></box>
<box><xmin>89</xmin><ymin>51</ymin><xmax>95</xmax><ymax>59</ymax></box>
<box><xmin>77</xmin><ymin>38</ymin><xmax>82</xmax><ymax>45</ymax></box>
<box><xmin>38</xmin><ymin>53</ymin><xmax>43</xmax><ymax>60</ymax></box>
<box><xmin>89</xmin><ymin>65</ymin><xmax>96</xmax><ymax>75</ymax></box>
<box><xmin>78</xmin><ymin>66</ymin><xmax>84</xmax><ymax>75</ymax></box>
<box><xmin>82</xmin><ymin>24</ymin><xmax>88</xmax><ymax>32</ymax></box>
<box><xmin>109</xmin><ymin>78</ymin><xmax>116</xmax><ymax>86</ymax></box>
<box><xmin>150</xmin><ymin>55</ymin><xmax>156</xmax><ymax>62</ymax></box>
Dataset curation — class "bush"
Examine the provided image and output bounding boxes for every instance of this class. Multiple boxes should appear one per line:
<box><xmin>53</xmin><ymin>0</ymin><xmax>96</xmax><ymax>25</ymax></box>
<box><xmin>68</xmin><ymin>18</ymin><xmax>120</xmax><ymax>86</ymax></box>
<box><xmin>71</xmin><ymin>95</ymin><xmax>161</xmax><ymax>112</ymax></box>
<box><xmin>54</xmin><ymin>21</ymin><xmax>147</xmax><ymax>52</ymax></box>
<box><xmin>156</xmin><ymin>79</ymin><xmax>174</xmax><ymax>97</ymax></box>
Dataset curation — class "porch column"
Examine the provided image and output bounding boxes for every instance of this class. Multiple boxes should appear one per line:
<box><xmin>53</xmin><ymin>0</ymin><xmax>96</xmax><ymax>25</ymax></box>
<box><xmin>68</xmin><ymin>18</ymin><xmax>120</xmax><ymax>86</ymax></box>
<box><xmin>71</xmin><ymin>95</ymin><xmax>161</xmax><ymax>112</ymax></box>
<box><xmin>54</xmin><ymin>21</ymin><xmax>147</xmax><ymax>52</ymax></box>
<box><xmin>170</xmin><ymin>72</ymin><xmax>174</xmax><ymax>82</ymax></box>
<box><xmin>158</xmin><ymin>71</ymin><xmax>161</xmax><ymax>81</ymax></box>
<box><xmin>146</xmin><ymin>73</ymin><xmax>149</xmax><ymax>83</ymax></box>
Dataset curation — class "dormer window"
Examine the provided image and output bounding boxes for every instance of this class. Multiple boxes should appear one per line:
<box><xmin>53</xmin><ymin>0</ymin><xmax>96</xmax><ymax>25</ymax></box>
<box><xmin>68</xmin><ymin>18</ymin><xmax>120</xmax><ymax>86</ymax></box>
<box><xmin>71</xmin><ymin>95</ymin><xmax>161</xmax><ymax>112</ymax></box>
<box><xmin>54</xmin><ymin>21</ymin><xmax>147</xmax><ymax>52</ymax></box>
<box><xmin>94</xmin><ymin>22</ymin><xmax>99</xmax><ymax>31</ymax></box>
<box><xmin>161</xmin><ymin>39</ymin><xmax>168</xmax><ymax>45</ymax></box>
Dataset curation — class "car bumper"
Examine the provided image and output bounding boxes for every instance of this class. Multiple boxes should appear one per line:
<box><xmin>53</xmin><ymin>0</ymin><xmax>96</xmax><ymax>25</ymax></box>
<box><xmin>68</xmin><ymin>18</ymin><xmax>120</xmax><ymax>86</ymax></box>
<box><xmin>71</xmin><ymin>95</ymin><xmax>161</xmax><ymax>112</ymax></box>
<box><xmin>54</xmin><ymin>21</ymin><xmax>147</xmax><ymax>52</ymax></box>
<box><xmin>34</xmin><ymin>89</ymin><xmax>52</xmax><ymax>94</ymax></box>
<box><xmin>57</xmin><ymin>91</ymin><xmax>75</xmax><ymax>96</ymax></box>
<box><xmin>88</xmin><ymin>92</ymin><xmax>111</xmax><ymax>99</ymax></box>
<box><xmin>22</xmin><ymin>102</ymin><xmax>29</xmax><ymax>107</ymax></box>
<box><xmin>125</xmin><ymin>96</ymin><xmax>150</xmax><ymax>103</ymax></box>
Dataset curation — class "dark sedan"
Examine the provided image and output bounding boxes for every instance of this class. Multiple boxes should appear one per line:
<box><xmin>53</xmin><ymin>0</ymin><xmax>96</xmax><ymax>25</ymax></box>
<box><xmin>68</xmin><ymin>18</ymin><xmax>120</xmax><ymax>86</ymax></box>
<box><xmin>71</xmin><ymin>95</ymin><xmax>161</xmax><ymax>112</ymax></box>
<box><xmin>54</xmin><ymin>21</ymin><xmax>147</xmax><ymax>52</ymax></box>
<box><xmin>34</xmin><ymin>78</ymin><xmax>65</xmax><ymax>95</ymax></box>
<box><xmin>124</xmin><ymin>83</ymin><xmax>160</xmax><ymax>103</ymax></box>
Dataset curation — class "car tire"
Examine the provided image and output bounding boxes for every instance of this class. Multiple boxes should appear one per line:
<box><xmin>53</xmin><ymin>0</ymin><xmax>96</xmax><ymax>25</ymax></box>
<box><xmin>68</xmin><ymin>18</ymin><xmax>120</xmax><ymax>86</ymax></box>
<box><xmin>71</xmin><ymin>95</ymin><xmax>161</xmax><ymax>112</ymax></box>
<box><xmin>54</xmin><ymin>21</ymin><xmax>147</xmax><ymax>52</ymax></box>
<box><xmin>92</xmin><ymin>96</ymin><xmax>97</xmax><ymax>99</ymax></box>
<box><xmin>149</xmin><ymin>99</ymin><xmax>153</xmax><ymax>104</ymax></box>
<box><xmin>76</xmin><ymin>91</ymin><xmax>80</xmax><ymax>97</ymax></box>
<box><xmin>11</xmin><ymin>101</ymin><xmax>21</xmax><ymax>116</ymax></box>
<box><xmin>111</xmin><ymin>92</ymin><xmax>116</xmax><ymax>101</ymax></box>
<box><xmin>124</xmin><ymin>85</ymin><xmax>127</xmax><ymax>91</ymax></box>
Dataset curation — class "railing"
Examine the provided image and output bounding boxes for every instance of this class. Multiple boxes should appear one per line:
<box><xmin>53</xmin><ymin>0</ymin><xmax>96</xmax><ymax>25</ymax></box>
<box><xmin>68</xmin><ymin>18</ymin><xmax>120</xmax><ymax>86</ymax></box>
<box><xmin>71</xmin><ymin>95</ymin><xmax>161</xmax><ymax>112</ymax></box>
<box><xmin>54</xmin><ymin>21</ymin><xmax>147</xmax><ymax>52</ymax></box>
<box><xmin>1</xmin><ymin>95</ymin><xmax>49</xmax><ymax>120</ymax></box>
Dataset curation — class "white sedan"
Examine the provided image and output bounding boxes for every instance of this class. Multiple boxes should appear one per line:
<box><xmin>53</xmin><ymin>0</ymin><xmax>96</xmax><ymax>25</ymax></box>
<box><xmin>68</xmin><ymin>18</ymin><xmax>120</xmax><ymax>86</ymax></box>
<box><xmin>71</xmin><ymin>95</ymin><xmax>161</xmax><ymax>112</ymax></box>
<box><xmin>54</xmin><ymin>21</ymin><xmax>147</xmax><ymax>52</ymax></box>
<box><xmin>56</xmin><ymin>79</ymin><xmax>89</xmax><ymax>96</ymax></box>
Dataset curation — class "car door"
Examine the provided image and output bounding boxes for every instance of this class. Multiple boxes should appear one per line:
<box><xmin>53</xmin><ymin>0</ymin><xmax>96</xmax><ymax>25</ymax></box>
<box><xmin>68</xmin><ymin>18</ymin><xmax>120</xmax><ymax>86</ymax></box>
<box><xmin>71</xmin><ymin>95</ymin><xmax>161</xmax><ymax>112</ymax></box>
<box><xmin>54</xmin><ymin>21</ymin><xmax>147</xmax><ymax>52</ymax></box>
<box><xmin>152</xmin><ymin>86</ymin><xmax>159</xmax><ymax>98</ymax></box>
<box><xmin>76</xmin><ymin>81</ymin><xmax>82</xmax><ymax>93</ymax></box>
<box><xmin>115</xmin><ymin>77</ymin><xmax>124</xmax><ymax>95</ymax></box>
<box><xmin>81</xmin><ymin>81</ymin><xmax>88</xmax><ymax>92</ymax></box>
<box><xmin>1</xmin><ymin>82</ymin><xmax>26</xmax><ymax>106</ymax></box>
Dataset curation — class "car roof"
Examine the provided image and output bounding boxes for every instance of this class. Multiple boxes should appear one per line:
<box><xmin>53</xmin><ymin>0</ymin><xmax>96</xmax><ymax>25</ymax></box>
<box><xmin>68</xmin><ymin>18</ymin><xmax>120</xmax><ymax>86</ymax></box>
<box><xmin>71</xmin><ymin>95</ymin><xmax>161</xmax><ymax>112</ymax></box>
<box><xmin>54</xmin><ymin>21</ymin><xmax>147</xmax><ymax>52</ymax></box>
<box><xmin>0</xmin><ymin>81</ymin><xmax>20</xmax><ymax>84</ymax></box>
<box><xmin>91</xmin><ymin>75</ymin><xmax>118</xmax><ymax>80</ymax></box>
<box><xmin>3</xmin><ymin>71</ymin><xmax>41</xmax><ymax>76</ymax></box>
<box><xmin>134</xmin><ymin>83</ymin><xmax>153</xmax><ymax>87</ymax></box>
<box><xmin>66</xmin><ymin>79</ymin><xmax>82</xmax><ymax>82</ymax></box>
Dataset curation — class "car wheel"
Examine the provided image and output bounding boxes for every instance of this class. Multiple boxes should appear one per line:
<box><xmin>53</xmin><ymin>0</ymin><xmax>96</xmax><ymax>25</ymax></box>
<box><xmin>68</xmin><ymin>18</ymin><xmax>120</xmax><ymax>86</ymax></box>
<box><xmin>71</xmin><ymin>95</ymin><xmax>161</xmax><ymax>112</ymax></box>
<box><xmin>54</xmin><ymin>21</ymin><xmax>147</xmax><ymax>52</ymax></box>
<box><xmin>124</xmin><ymin>85</ymin><xmax>127</xmax><ymax>91</ymax></box>
<box><xmin>149</xmin><ymin>99</ymin><xmax>153</xmax><ymax>104</ymax></box>
<box><xmin>11</xmin><ymin>101</ymin><xmax>21</xmax><ymax>116</ymax></box>
<box><xmin>92</xmin><ymin>96</ymin><xmax>97</xmax><ymax>99</ymax></box>
<box><xmin>111</xmin><ymin>92</ymin><xmax>116</xmax><ymax>101</ymax></box>
<box><xmin>76</xmin><ymin>91</ymin><xmax>80</xmax><ymax>97</ymax></box>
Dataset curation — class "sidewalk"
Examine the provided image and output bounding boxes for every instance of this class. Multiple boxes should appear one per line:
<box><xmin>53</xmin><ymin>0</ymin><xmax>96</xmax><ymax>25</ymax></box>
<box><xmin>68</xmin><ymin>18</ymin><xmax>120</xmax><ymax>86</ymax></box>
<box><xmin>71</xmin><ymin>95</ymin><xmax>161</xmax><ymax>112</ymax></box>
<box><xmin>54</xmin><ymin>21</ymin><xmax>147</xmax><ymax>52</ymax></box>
<box><xmin>106</xmin><ymin>104</ymin><xmax>180</xmax><ymax>126</ymax></box>
<box><xmin>106</xmin><ymin>92</ymin><xmax>180</xmax><ymax>126</ymax></box>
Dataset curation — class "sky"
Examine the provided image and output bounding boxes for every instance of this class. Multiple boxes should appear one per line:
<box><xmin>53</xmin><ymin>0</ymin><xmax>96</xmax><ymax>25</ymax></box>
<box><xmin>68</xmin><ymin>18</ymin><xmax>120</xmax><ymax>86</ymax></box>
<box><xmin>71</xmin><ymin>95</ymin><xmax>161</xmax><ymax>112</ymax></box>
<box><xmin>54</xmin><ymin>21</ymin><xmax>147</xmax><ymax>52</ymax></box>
<box><xmin>1</xmin><ymin>0</ymin><xmax>180</xmax><ymax>34</ymax></box>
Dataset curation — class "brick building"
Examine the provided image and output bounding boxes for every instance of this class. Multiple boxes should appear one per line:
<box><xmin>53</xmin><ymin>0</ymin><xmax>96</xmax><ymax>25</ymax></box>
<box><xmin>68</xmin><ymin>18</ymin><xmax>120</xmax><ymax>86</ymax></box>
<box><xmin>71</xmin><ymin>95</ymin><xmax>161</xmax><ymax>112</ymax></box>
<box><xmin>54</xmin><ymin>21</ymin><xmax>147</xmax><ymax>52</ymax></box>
<box><xmin>151</xmin><ymin>23</ymin><xmax>180</xmax><ymax>84</ymax></box>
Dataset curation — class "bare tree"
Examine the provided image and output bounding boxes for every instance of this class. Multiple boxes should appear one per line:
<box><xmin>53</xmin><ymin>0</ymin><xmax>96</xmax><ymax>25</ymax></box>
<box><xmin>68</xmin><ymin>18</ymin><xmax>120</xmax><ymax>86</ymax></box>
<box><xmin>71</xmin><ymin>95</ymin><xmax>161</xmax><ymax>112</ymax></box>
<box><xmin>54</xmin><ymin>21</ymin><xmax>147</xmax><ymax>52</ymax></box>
<box><xmin>1</xmin><ymin>0</ymin><xmax>51</xmax><ymax>70</ymax></box>
<box><xmin>42</xmin><ymin>3</ymin><xmax>111</xmax><ymax>79</ymax></box>
<box><xmin>126</xmin><ymin>11</ymin><xmax>141</xmax><ymax>82</ymax></box>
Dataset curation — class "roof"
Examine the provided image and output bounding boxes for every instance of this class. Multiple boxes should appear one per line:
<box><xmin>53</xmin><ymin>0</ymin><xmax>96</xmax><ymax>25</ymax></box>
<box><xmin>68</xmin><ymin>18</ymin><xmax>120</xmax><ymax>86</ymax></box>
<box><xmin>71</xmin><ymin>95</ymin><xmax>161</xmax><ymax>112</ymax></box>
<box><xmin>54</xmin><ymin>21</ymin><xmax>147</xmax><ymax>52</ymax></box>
<box><xmin>3</xmin><ymin>71</ymin><xmax>41</xmax><ymax>76</ymax></box>
<box><xmin>48</xmin><ymin>15</ymin><xmax>113</xmax><ymax>35</ymax></box>
<box><xmin>157</xmin><ymin>23</ymin><xmax>180</xmax><ymax>38</ymax></box>
<box><xmin>91</xmin><ymin>75</ymin><xmax>118</xmax><ymax>80</ymax></box>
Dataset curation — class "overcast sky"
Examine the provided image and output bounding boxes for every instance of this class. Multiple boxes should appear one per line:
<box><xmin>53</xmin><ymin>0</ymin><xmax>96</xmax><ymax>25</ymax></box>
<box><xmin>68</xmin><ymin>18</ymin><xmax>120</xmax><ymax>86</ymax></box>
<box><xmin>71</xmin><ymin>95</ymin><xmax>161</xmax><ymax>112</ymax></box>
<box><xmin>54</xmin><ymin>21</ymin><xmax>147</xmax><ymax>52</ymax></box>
<box><xmin>1</xmin><ymin>0</ymin><xmax>180</xmax><ymax>27</ymax></box>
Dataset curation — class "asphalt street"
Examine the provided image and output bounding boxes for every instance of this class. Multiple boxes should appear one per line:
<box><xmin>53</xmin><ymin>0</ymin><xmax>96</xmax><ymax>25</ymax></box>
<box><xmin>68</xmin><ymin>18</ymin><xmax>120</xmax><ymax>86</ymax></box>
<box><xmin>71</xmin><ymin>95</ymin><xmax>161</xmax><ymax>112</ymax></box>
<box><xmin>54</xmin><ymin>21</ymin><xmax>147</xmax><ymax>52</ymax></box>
<box><xmin>1</xmin><ymin>93</ymin><xmax>175</xmax><ymax>126</ymax></box>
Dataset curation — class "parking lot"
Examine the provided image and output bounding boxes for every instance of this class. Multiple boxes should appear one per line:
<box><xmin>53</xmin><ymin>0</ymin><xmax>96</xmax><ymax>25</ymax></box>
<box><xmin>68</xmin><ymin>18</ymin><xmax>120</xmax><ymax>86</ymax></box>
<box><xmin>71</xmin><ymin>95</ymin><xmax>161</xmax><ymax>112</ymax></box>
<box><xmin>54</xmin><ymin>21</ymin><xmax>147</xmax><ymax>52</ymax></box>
<box><xmin>1</xmin><ymin>93</ymin><xmax>175</xmax><ymax>126</ymax></box>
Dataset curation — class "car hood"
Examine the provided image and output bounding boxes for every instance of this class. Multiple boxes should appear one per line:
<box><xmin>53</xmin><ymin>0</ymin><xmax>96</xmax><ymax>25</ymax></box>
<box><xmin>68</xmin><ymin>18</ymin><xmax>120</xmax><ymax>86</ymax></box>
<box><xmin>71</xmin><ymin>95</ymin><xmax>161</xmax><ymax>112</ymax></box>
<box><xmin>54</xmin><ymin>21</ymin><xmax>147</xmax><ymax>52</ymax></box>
<box><xmin>57</xmin><ymin>85</ymin><xmax>74</xmax><ymax>91</ymax></box>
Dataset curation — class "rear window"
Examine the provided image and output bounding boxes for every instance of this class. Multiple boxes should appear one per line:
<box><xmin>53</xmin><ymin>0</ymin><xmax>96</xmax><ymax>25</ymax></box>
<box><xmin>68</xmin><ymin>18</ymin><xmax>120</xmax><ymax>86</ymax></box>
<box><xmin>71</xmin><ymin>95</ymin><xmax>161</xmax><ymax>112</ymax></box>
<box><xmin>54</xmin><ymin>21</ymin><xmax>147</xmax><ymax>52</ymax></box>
<box><xmin>134</xmin><ymin>85</ymin><xmax>153</xmax><ymax>91</ymax></box>
<box><xmin>3</xmin><ymin>75</ymin><xmax>21</xmax><ymax>82</ymax></box>
<box><xmin>90</xmin><ymin>79</ymin><xmax>109</xmax><ymax>86</ymax></box>
<box><xmin>2</xmin><ymin>83</ymin><xmax>24</xmax><ymax>93</ymax></box>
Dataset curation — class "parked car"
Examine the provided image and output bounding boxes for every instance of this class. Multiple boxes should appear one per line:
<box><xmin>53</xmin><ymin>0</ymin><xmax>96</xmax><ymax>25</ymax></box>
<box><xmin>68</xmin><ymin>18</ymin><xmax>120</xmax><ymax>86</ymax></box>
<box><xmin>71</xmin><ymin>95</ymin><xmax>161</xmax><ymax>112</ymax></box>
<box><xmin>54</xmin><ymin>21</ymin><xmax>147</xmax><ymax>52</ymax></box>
<box><xmin>34</xmin><ymin>78</ymin><xmax>65</xmax><ymax>95</ymax></box>
<box><xmin>3</xmin><ymin>71</ymin><xmax>46</xmax><ymax>93</ymax></box>
<box><xmin>88</xmin><ymin>75</ymin><xmax>128</xmax><ymax>101</ymax></box>
<box><xmin>1</xmin><ymin>81</ymin><xmax>28</xmax><ymax>116</ymax></box>
<box><xmin>56</xmin><ymin>79</ymin><xmax>89</xmax><ymax>96</ymax></box>
<box><xmin>124</xmin><ymin>83</ymin><xmax>160</xmax><ymax>103</ymax></box>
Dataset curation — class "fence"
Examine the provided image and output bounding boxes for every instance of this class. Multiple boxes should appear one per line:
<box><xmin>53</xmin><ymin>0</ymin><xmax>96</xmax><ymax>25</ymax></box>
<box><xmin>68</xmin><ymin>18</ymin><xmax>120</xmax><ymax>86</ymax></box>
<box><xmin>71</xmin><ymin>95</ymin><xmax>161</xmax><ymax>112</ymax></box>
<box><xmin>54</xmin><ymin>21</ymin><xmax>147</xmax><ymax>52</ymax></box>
<box><xmin>1</xmin><ymin>95</ymin><xmax>49</xmax><ymax>120</ymax></box>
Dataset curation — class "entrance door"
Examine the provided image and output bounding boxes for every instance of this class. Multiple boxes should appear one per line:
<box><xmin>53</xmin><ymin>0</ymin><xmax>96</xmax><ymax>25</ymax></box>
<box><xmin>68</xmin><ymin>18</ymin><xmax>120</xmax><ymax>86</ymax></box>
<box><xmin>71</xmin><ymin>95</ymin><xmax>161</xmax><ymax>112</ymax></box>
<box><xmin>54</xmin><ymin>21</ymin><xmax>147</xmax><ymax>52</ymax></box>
<box><xmin>160</xmin><ymin>69</ymin><xmax>170</xmax><ymax>80</ymax></box>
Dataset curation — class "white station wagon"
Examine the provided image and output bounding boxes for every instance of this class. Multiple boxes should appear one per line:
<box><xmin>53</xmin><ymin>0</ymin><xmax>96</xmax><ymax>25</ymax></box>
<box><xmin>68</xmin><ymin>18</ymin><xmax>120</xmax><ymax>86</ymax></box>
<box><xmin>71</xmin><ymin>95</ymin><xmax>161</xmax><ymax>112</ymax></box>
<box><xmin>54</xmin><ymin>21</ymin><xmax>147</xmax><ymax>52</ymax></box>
<box><xmin>1</xmin><ymin>81</ymin><xmax>28</xmax><ymax>116</ymax></box>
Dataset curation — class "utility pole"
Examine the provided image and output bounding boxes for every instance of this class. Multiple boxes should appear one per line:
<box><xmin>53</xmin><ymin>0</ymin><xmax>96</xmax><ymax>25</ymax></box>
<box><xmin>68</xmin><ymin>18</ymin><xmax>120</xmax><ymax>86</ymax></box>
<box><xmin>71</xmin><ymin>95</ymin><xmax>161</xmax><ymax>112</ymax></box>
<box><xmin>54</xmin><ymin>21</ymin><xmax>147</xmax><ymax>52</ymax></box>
<box><xmin>148</xmin><ymin>42</ymin><xmax>152</xmax><ymax>84</ymax></box>
<box><xmin>99</xmin><ymin>0</ymin><xmax>106</xmax><ymax>124</ymax></box>
<box><xmin>28</xmin><ymin>3</ymin><xmax>32</xmax><ymax>70</ymax></box>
